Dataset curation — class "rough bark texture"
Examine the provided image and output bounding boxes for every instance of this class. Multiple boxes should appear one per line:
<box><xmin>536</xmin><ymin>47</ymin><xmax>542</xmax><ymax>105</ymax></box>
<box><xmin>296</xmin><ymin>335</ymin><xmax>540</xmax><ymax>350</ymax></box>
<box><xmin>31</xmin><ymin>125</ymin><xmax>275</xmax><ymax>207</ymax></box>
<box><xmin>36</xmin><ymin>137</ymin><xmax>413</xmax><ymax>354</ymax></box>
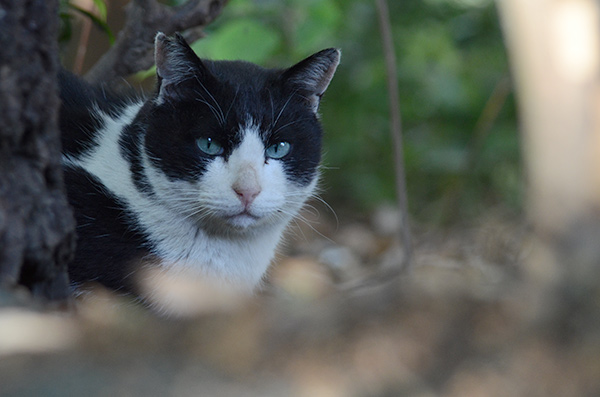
<box><xmin>0</xmin><ymin>0</ymin><xmax>76</xmax><ymax>300</ymax></box>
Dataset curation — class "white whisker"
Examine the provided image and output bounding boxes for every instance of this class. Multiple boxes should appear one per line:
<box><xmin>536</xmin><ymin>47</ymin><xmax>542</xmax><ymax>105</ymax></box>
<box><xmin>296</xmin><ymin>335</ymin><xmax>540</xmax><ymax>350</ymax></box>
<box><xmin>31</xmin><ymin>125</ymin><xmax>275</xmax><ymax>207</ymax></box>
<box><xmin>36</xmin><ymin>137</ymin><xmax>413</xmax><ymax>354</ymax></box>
<box><xmin>193</xmin><ymin>76</ymin><xmax>225</xmax><ymax>125</ymax></box>
<box><xmin>272</xmin><ymin>89</ymin><xmax>299</xmax><ymax>131</ymax></box>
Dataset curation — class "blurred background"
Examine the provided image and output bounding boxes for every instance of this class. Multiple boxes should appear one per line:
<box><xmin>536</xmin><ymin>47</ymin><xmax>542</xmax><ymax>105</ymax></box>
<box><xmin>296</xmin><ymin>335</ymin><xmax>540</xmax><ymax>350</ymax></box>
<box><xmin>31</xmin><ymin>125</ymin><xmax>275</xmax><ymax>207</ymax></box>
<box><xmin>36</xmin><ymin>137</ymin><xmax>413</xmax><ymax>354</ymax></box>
<box><xmin>4</xmin><ymin>1</ymin><xmax>600</xmax><ymax>396</ymax></box>
<box><xmin>60</xmin><ymin>0</ymin><xmax>520</xmax><ymax>226</ymax></box>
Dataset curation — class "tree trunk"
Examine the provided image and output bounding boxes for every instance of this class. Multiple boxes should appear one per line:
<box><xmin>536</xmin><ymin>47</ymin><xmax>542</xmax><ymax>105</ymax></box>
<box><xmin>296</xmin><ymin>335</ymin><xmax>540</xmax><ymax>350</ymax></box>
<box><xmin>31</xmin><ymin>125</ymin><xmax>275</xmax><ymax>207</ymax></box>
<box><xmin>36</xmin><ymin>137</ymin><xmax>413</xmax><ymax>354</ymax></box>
<box><xmin>0</xmin><ymin>0</ymin><xmax>75</xmax><ymax>301</ymax></box>
<box><xmin>497</xmin><ymin>0</ymin><xmax>600</xmax><ymax>321</ymax></box>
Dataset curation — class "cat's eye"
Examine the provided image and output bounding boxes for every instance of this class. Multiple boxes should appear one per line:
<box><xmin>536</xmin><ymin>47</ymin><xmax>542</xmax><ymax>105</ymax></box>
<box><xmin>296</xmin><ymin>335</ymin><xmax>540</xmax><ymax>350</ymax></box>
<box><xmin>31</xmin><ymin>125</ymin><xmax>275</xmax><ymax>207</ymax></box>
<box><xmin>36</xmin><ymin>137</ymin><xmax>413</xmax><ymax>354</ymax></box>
<box><xmin>265</xmin><ymin>141</ymin><xmax>291</xmax><ymax>159</ymax></box>
<box><xmin>197</xmin><ymin>137</ymin><xmax>224</xmax><ymax>156</ymax></box>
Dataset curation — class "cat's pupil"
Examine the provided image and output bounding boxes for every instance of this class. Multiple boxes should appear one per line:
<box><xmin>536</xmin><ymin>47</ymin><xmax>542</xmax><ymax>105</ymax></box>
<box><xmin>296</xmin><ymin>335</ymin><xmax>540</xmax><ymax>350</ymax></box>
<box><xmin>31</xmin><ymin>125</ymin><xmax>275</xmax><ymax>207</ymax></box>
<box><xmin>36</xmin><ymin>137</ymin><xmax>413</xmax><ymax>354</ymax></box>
<box><xmin>197</xmin><ymin>137</ymin><xmax>223</xmax><ymax>156</ymax></box>
<box><xmin>266</xmin><ymin>141</ymin><xmax>291</xmax><ymax>159</ymax></box>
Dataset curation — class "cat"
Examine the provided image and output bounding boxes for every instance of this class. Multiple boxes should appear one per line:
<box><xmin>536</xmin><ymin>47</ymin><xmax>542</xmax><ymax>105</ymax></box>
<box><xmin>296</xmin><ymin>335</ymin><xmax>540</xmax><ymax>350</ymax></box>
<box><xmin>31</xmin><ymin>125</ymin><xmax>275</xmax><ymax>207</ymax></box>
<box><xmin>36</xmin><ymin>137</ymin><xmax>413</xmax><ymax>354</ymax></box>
<box><xmin>60</xmin><ymin>32</ymin><xmax>340</xmax><ymax>304</ymax></box>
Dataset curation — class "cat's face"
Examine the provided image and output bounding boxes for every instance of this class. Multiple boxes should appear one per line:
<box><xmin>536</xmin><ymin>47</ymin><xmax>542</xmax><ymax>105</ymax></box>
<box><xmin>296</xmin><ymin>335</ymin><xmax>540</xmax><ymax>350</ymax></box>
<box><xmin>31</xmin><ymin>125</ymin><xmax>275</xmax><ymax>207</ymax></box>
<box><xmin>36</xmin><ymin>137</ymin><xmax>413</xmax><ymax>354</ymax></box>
<box><xmin>140</xmin><ymin>33</ymin><xmax>339</xmax><ymax>235</ymax></box>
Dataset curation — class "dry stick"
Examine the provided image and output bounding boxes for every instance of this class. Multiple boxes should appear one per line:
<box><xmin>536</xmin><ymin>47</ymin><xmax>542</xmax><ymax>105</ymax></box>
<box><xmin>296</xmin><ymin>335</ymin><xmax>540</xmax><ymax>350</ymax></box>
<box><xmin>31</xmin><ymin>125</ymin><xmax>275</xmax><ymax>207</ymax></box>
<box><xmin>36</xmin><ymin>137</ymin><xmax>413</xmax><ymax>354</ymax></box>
<box><xmin>73</xmin><ymin>13</ymin><xmax>93</xmax><ymax>75</ymax></box>
<box><xmin>375</xmin><ymin>0</ymin><xmax>413</xmax><ymax>270</ymax></box>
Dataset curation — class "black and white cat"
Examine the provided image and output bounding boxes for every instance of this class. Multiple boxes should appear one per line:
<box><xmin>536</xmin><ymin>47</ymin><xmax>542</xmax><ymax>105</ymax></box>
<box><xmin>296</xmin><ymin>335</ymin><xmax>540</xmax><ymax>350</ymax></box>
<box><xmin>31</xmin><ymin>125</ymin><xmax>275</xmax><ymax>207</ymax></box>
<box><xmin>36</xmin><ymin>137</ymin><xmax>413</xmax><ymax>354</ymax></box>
<box><xmin>60</xmin><ymin>33</ymin><xmax>340</xmax><ymax>301</ymax></box>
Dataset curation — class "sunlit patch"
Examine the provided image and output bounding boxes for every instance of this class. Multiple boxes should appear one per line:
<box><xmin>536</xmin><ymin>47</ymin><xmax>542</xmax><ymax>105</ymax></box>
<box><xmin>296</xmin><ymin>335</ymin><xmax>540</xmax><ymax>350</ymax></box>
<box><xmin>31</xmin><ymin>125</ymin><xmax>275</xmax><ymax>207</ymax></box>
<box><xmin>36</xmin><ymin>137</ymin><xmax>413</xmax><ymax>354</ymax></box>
<box><xmin>550</xmin><ymin>0</ymin><xmax>600</xmax><ymax>83</ymax></box>
<box><xmin>0</xmin><ymin>309</ymin><xmax>79</xmax><ymax>356</ymax></box>
<box><xmin>136</xmin><ymin>266</ymin><xmax>250</xmax><ymax>317</ymax></box>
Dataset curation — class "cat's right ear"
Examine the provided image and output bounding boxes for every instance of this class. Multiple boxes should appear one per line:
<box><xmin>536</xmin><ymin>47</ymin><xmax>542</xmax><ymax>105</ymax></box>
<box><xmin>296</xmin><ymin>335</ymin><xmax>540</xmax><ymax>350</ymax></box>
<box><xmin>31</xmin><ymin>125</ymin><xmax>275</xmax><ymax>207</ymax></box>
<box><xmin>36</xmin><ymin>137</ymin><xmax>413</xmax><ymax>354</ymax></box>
<box><xmin>154</xmin><ymin>32</ymin><xmax>207</xmax><ymax>104</ymax></box>
<box><xmin>282</xmin><ymin>48</ymin><xmax>341</xmax><ymax>113</ymax></box>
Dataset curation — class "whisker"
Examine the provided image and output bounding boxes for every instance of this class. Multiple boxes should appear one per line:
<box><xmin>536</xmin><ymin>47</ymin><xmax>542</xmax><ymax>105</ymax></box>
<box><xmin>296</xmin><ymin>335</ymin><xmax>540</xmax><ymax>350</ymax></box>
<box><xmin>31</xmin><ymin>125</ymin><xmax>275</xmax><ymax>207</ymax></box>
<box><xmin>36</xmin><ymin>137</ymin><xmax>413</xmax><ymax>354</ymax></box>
<box><xmin>272</xmin><ymin>89</ymin><xmax>298</xmax><ymax>130</ymax></box>
<box><xmin>285</xmin><ymin>208</ymin><xmax>335</xmax><ymax>244</ymax></box>
<box><xmin>310</xmin><ymin>194</ymin><xmax>339</xmax><ymax>229</ymax></box>
<box><xmin>268</xmin><ymin>89</ymin><xmax>274</xmax><ymax>127</ymax></box>
<box><xmin>224</xmin><ymin>86</ymin><xmax>240</xmax><ymax>123</ymax></box>
<box><xmin>193</xmin><ymin>76</ymin><xmax>225</xmax><ymax>125</ymax></box>
<box><xmin>272</xmin><ymin>117</ymin><xmax>312</xmax><ymax>136</ymax></box>
<box><xmin>194</xmin><ymin>95</ymin><xmax>223</xmax><ymax>125</ymax></box>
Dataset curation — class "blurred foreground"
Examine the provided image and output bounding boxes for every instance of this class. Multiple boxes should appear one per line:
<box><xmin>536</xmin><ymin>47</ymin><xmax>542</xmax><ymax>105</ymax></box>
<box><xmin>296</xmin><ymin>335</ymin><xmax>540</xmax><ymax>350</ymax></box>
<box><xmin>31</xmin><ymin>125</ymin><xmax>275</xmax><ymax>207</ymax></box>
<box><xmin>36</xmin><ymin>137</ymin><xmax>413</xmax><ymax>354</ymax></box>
<box><xmin>1</xmin><ymin>207</ymin><xmax>598</xmax><ymax>397</ymax></box>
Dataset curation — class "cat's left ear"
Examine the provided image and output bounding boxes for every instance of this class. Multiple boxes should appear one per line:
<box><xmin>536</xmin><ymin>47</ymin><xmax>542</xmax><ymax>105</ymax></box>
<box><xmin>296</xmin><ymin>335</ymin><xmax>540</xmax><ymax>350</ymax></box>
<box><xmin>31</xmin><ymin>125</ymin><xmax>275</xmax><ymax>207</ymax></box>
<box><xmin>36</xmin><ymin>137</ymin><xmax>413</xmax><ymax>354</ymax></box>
<box><xmin>283</xmin><ymin>48</ymin><xmax>341</xmax><ymax>113</ymax></box>
<box><xmin>154</xmin><ymin>32</ymin><xmax>206</xmax><ymax>104</ymax></box>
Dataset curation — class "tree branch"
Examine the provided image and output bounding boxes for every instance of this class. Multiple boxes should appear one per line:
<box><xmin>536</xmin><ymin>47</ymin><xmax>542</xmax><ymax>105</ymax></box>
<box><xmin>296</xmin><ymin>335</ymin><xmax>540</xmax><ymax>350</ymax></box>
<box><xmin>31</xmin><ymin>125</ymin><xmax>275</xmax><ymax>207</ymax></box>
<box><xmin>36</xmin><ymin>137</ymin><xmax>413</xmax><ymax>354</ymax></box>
<box><xmin>84</xmin><ymin>0</ymin><xmax>229</xmax><ymax>84</ymax></box>
<box><xmin>375</xmin><ymin>0</ymin><xmax>413</xmax><ymax>271</ymax></box>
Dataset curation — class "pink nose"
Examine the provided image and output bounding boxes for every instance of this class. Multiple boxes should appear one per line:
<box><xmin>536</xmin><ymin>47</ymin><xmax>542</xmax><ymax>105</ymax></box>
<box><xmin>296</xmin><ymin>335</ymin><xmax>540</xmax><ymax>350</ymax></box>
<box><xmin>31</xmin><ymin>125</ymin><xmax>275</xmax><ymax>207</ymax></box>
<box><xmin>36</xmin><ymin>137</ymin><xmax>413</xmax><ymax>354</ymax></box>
<box><xmin>233</xmin><ymin>186</ymin><xmax>261</xmax><ymax>208</ymax></box>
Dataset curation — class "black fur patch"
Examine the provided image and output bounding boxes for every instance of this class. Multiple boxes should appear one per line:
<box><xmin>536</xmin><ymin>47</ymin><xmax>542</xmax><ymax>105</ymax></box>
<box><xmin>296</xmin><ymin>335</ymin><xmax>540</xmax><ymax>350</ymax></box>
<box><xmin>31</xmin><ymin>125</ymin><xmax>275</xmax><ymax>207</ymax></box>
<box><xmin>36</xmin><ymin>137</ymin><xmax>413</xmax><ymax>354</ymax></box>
<box><xmin>59</xmin><ymin>70</ymin><xmax>132</xmax><ymax>158</ymax></box>
<box><xmin>119</xmin><ymin>123</ymin><xmax>154</xmax><ymax>196</ymax></box>
<box><xmin>64</xmin><ymin>165</ymin><xmax>150</xmax><ymax>292</ymax></box>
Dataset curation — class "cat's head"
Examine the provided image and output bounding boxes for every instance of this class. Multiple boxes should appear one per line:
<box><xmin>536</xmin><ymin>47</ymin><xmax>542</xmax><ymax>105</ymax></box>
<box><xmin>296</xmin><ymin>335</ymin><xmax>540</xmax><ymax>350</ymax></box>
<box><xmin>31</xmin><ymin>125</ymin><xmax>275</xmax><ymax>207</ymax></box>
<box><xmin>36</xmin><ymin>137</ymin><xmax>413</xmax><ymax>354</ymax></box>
<box><xmin>140</xmin><ymin>33</ymin><xmax>340</xmax><ymax>235</ymax></box>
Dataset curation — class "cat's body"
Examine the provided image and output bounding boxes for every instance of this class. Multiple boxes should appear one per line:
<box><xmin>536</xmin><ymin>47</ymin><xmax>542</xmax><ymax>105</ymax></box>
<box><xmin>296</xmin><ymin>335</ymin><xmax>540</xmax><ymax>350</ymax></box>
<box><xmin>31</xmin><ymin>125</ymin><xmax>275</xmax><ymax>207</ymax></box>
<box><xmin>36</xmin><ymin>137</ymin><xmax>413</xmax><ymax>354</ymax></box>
<box><xmin>60</xmin><ymin>33</ymin><xmax>339</xmax><ymax>300</ymax></box>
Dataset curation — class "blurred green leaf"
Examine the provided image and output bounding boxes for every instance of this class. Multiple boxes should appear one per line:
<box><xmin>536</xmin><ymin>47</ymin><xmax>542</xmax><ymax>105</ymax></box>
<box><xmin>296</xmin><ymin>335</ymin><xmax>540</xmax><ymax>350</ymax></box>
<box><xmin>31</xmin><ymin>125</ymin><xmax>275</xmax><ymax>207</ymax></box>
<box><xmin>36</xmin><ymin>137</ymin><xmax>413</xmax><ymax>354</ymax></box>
<box><xmin>293</xmin><ymin>1</ymin><xmax>342</xmax><ymax>55</ymax></box>
<box><xmin>69</xmin><ymin>3</ymin><xmax>115</xmax><ymax>45</ymax></box>
<box><xmin>92</xmin><ymin>0</ymin><xmax>108</xmax><ymax>21</ymax></box>
<box><xmin>191</xmin><ymin>19</ymin><xmax>281</xmax><ymax>63</ymax></box>
<box><xmin>58</xmin><ymin>11</ymin><xmax>73</xmax><ymax>44</ymax></box>
<box><xmin>58</xmin><ymin>0</ymin><xmax>113</xmax><ymax>45</ymax></box>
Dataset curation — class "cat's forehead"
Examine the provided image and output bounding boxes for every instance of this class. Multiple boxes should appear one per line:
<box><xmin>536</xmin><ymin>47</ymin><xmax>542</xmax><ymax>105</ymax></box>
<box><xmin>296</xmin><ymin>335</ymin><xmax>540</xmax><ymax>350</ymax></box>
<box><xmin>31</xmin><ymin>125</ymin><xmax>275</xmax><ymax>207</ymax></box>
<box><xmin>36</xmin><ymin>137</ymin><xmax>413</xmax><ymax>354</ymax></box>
<box><xmin>204</xmin><ymin>60</ymin><xmax>277</xmax><ymax>90</ymax></box>
<box><xmin>199</xmin><ymin>60</ymin><xmax>306</xmax><ymax>128</ymax></box>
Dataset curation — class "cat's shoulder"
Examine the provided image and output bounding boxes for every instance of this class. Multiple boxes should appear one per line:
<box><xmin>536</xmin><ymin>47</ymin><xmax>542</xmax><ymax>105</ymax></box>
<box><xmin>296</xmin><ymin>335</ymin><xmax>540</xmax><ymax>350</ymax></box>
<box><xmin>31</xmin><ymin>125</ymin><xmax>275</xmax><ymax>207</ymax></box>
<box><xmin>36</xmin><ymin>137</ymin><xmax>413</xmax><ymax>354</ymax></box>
<box><xmin>58</xmin><ymin>69</ymin><xmax>138</xmax><ymax>116</ymax></box>
<box><xmin>59</xmin><ymin>70</ymin><xmax>142</xmax><ymax>157</ymax></box>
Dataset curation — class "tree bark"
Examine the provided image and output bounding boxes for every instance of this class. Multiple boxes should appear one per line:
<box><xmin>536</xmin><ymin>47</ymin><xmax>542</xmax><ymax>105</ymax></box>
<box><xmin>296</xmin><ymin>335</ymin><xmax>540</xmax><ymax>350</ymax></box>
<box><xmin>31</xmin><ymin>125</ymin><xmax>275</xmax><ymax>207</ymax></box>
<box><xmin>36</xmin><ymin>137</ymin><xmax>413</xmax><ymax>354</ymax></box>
<box><xmin>0</xmin><ymin>0</ymin><xmax>76</xmax><ymax>301</ymax></box>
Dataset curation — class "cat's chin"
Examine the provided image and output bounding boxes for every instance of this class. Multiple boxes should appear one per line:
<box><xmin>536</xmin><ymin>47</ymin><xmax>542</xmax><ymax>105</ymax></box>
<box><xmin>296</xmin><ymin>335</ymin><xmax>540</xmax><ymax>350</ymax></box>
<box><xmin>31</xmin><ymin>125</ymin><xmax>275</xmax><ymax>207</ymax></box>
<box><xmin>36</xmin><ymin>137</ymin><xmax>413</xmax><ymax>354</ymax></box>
<box><xmin>225</xmin><ymin>212</ymin><xmax>261</xmax><ymax>229</ymax></box>
<box><xmin>191</xmin><ymin>210</ymin><xmax>273</xmax><ymax>235</ymax></box>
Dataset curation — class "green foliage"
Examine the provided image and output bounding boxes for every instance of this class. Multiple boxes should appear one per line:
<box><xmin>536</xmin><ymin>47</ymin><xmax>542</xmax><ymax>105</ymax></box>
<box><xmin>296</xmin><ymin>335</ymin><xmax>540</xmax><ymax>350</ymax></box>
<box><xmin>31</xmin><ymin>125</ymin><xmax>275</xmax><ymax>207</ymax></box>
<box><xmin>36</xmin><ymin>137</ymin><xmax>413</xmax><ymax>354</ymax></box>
<box><xmin>59</xmin><ymin>0</ymin><xmax>114</xmax><ymax>45</ymax></box>
<box><xmin>191</xmin><ymin>19</ymin><xmax>281</xmax><ymax>64</ymax></box>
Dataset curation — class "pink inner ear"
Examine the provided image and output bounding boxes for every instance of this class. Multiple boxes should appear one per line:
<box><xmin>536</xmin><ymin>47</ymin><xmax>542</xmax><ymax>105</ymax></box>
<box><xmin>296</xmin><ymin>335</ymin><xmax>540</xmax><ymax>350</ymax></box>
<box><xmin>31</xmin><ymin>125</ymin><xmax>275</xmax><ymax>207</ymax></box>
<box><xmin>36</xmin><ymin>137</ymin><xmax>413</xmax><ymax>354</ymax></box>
<box><xmin>154</xmin><ymin>32</ymin><xmax>196</xmax><ymax>85</ymax></box>
<box><xmin>153</xmin><ymin>33</ymin><xmax>214</xmax><ymax>100</ymax></box>
<box><xmin>154</xmin><ymin>33</ymin><xmax>170</xmax><ymax>79</ymax></box>
<box><xmin>283</xmin><ymin>48</ymin><xmax>341</xmax><ymax>113</ymax></box>
<box><xmin>314</xmin><ymin>55</ymin><xmax>340</xmax><ymax>96</ymax></box>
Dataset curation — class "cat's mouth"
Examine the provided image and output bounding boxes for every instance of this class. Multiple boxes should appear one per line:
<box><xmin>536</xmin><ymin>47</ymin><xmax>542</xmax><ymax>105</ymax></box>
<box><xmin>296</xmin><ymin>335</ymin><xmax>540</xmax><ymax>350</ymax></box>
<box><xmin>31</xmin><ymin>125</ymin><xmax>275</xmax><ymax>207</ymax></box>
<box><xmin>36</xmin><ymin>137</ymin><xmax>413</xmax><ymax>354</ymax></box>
<box><xmin>224</xmin><ymin>211</ymin><xmax>261</xmax><ymax>229</ymax></box>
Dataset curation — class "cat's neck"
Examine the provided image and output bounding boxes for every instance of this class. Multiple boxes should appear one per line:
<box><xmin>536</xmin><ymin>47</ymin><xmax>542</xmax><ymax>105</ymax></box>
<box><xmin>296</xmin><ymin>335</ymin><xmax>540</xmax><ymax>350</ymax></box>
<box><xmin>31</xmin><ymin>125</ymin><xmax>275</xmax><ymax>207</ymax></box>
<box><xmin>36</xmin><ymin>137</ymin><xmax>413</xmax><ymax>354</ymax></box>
<box><xmin>145</xmin><ymin>209</ymin><xmax>287</xmax><ymax>287</ymax></box>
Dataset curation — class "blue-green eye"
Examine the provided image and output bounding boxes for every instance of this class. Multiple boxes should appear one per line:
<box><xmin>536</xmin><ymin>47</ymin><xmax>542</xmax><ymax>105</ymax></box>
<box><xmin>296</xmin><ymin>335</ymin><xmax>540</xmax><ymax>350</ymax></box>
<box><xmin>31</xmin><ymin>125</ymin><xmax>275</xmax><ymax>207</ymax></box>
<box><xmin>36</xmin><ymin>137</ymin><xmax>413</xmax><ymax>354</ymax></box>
<box><xmin>197</xmin><ymin>137</ymin><xmax>224</xmax><ymax>156</ymax></box>
<box><xmin>266</xmin><ymin>141</ymin><xmax>291</xmax><ymax>159</ymax></box>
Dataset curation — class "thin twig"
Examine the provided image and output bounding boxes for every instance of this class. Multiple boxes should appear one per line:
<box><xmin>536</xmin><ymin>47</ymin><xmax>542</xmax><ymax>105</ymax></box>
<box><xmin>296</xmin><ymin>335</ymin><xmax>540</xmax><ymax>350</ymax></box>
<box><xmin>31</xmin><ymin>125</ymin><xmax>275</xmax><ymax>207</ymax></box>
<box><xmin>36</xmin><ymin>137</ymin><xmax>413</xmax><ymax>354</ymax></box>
<box><xmin>73</xmin><ymin>12</ymin><xmax>92</xmax><ymax>74</ymax></box>
<box><xmin>375</xmin><ymin>0</ymin><xmax>413</xmax><ymax>270</ymax></box>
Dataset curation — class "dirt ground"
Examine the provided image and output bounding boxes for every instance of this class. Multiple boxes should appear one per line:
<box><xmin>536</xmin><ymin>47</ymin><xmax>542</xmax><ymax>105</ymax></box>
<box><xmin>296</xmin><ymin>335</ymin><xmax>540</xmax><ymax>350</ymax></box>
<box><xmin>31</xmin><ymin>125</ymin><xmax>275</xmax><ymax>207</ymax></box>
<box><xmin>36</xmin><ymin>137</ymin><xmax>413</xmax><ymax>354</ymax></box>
<box><xmin>0</xmin><ymin>207</ymin><xmax>598</xmax><ymax>396</ymax></box>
